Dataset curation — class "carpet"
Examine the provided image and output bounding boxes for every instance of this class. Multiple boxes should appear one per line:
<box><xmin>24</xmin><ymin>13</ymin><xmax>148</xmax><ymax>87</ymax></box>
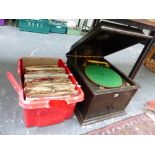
<box><xmin>86</xmin><ymin>114</ymin><xmax>155</xmax><ymax>135</ymax></box>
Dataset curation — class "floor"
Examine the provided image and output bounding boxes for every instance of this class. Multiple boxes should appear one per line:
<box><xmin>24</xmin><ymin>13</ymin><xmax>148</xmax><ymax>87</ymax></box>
<box><xmin>0</xmin><ymin>26</ymin><xmax>155</xmax><ymax>135</ymax></box>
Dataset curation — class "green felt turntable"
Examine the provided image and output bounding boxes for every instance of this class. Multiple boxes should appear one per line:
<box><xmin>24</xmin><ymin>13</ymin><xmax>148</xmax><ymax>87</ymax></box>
<box><xmin>84</xmin><ymin>60</ymin><xmax>123</xmax><ymax>88</ymax></box>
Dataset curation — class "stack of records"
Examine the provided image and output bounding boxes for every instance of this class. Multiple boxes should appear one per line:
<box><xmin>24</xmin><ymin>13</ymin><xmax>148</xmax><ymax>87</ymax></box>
<box><xmin>24</xmin><ymin>65</ymin><xmax>78</xmax><ymax>101</ymax></box>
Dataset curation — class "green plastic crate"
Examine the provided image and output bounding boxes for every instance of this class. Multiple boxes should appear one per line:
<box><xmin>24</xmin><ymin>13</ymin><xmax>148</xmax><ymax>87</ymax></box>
<box><xmin>18</xmin><ymin>19</ymin><xmax>50</xmax><ymax>34</ymax></box>
<box><xmin>67</xmin><ymin>27</ymin><xmax>81</xmax><ymax>36</ymax></box>
<box><xmin>49</xmin><ymin>21</ymin><xmax>67</xmax><ymax>34</ymax></box>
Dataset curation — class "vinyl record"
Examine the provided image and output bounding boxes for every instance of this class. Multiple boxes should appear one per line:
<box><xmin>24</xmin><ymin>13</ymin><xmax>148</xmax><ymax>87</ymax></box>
<box><xmin>84</xmin><ymin>64</ymin><xmax>122</xmax><ymax>88</ymax></box>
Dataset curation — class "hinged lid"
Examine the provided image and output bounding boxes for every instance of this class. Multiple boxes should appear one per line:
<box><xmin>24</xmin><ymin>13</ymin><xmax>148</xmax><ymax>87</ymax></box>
<box><xmin>66</xmin><ymin>21</ymin><xmax>152</xmax><ymax>58</ymax></box>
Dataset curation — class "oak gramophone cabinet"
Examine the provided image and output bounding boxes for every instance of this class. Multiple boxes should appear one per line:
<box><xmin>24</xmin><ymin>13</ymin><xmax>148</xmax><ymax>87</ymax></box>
<box><xmin>66</xmin><ymin>21</ymin><xmax>152</xmax><ymax>125</ymax></box>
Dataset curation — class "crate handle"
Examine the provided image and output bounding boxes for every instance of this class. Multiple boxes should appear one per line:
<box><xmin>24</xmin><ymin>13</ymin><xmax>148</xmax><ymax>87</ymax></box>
<box><xmin>6</xmin><ymin>71</ymin><xmax>22</xmax><ymax>95</ymax></box>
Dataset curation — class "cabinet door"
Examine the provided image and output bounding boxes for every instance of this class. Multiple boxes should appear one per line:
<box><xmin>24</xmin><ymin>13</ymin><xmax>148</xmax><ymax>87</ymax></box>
<box><xmin>111</xmin><ymin>90</ymin><xmax>136</xmax><ymax>113</ymax></box>
<box><xmin>85</xmin><ymin>93</ymin><xmax>115</xmax><ymax>119</ymax></box>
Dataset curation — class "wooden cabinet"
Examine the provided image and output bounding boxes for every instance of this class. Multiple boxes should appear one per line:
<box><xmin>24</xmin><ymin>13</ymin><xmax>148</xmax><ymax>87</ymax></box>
<box><xmin>66</xmin><ymin>21</ymin><xmax>151</xmax><ymax>125</ymax></box>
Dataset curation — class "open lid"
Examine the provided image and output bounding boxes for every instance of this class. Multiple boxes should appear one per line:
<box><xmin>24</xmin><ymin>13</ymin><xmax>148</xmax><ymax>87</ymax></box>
<box><xmin>66</xmin><ymin>21</ymin><xmax>152</xmax><ymax>58</ymax></box>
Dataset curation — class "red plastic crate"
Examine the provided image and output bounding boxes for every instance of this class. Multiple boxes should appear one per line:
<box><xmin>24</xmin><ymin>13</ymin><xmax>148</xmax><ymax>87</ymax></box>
<box><xmin>7</xmin><ymin>57</ymin><xmax>84</xmax><ymax>127</ymax></box>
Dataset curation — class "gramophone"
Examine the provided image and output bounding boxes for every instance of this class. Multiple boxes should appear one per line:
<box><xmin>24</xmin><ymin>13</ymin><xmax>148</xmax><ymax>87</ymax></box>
<box><xmin>66</xmin><ymin>21</ymin><xmax>151</xmax><ymax>125</ymax></box>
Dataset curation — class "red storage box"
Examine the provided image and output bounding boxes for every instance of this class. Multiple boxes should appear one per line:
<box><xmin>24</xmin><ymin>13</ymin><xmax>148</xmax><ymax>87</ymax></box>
<box><xmin>7</xmin><ymin>57</ymin><xmax>84</xmax><ymax>127</ymax></box>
